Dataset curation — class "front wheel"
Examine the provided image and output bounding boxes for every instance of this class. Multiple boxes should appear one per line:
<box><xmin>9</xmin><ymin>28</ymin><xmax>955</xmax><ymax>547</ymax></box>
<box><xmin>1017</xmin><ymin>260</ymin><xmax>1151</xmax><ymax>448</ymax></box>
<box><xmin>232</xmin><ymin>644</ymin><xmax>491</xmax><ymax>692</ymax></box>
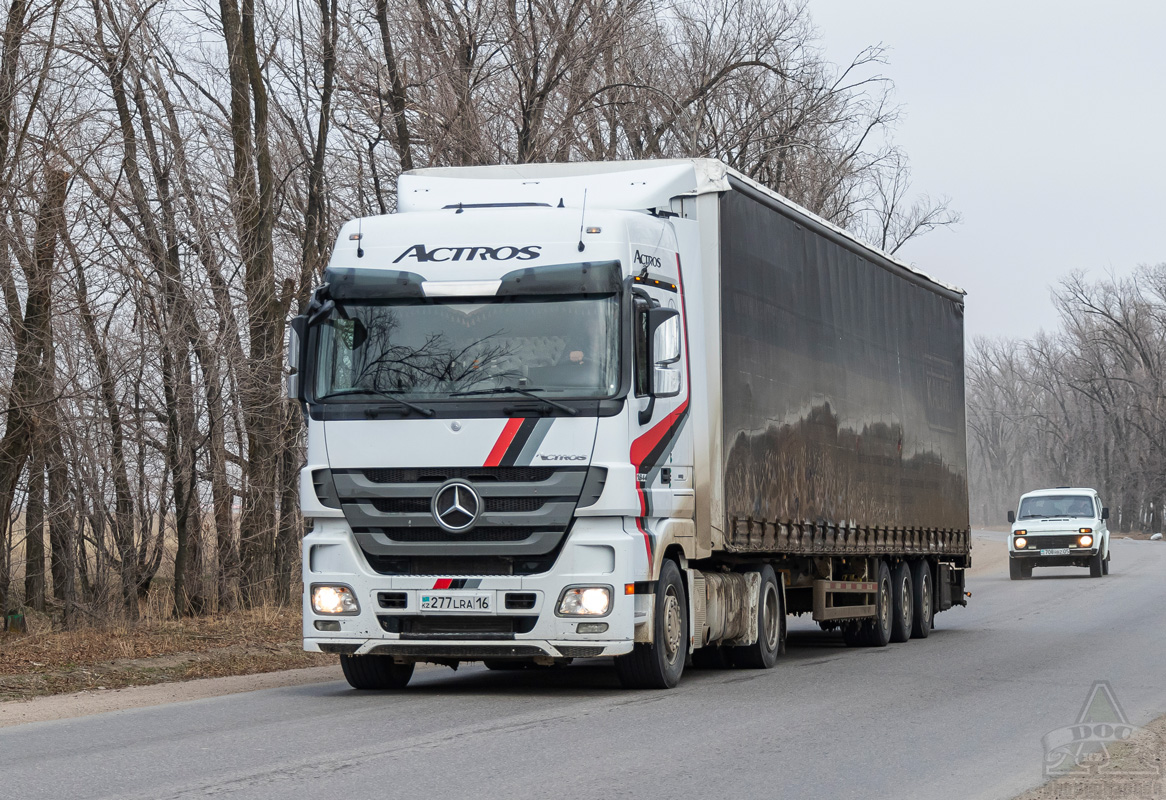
<box><xmin>1102</xmin><ymin>553</ymin><xmax>1110</xmax><ymax>575</ymax></box>
<box><xmin>615</xmin><ymin>559</ymin><xmax>687</xmax><ymax>689</ymax></box>
<box><xmin>340</xmin><ymin>654</ymin><xmax>415</xmax><ymax>690</ymax></box>
<box><xmin>1009</xmin><ymin>559</ymin><xmax>1030</xmax><ymax>580</ymax></box>
<box><xmin>1089</xmin><ymin>551</ymin><xmax>1104</xmax><ymax>578</ymax></box>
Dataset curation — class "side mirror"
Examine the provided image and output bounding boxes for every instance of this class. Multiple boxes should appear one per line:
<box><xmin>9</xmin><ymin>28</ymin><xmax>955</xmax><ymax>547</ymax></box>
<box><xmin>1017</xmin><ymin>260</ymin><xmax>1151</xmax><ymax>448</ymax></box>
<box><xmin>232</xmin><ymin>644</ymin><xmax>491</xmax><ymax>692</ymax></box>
<box><xmin>646</xmin><ymin>307</ymin><xmax>681</xmax><ymax>398</ymax></box>
<box><xmin>287</xmin><ymin>315</ymin><xmax>308</xmax><ymax>402</ymax></box>
<box><xmin>649</xmin><ymin>308</ymin><xmax>681</xmax><ymax>364</ymax></box>
<box><xmin>1007</xmin><ymin>510</ymin><xmax>1015</xmax><ymax>524</ymax></box>
<box><xmin>1101</xmin><ymin>507</ymin><xmax>1109</xmax><ymax>520</ymax></box>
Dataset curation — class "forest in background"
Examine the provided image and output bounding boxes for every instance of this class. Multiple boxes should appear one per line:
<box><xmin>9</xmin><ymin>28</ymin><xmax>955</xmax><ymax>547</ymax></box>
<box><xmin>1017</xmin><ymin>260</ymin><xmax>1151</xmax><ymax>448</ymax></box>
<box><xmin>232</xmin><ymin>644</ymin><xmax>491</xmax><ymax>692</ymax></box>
<box><xmin>0</xmin><ymin>0</ymin><xmax>957</xmax><ymax>625</ymax></box>
<box><xmin>967</xmin><ymin>265</ymin><xmax>1166</xmax><ymax>533</ymax></box>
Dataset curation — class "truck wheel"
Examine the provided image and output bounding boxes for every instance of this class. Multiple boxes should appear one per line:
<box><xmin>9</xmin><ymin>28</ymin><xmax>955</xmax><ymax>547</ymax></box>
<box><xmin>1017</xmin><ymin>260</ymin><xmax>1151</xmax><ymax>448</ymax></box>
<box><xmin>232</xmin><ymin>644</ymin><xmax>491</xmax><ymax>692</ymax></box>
<box><xmin>1089</xmin><ymin>551</ymin><xmax>1103</xmax><ymax>578</ymax></box>
<box><xmin>910</xmin><ymin>560</ymin><xmax>932</xmax><ymax>639</ymax></box>
<box><xmin>843</xmin><ymin>560</ymin><xmax>892</xmax><ymax>647</ymax></box>
<box><xmin>889</xmin><ymin>561</ymin><xmax>913</xmax><ymax>643</ymax></box>
<box><xmin>615</xmin><ymin>559</ymin><xmax>687</xmax><ymax>689</ymax></box>
<box><xmin>340</xmin><ymin>654</ymin><xmax>415</xmax><ymax>690</ymax></box>
<box><xmin>733</xmin><ymin>565</ymin><xmax>784</xmax><ymax>669</ymax></box>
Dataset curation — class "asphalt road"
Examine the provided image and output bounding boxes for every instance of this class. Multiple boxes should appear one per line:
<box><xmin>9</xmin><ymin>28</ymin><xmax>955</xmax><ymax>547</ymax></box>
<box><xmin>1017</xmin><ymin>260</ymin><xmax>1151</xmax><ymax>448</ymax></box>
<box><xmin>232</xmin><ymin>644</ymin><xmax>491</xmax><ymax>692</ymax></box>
<box><xmin>4</xmin><ymin>533</ymin><xmax>1165</xmax><ymax>800</ymax></box>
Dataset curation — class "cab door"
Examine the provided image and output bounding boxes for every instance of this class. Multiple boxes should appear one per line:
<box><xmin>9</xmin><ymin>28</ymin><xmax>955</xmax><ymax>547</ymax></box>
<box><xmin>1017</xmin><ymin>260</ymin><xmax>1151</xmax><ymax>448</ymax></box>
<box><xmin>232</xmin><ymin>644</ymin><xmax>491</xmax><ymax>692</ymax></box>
<box><xmin>627</xmin><ymin>262</ymin><xmax>694</xmax><ymax>521</ymax></box>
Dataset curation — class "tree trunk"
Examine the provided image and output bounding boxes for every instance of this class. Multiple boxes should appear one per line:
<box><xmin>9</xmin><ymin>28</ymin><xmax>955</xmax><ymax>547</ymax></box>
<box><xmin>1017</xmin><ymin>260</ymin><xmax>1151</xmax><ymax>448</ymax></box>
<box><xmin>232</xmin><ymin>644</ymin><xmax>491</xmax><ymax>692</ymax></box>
<box><xmin>23</xmin><ymin>446</ymin><xmax>45</xmax><ymax>611</ymax></box>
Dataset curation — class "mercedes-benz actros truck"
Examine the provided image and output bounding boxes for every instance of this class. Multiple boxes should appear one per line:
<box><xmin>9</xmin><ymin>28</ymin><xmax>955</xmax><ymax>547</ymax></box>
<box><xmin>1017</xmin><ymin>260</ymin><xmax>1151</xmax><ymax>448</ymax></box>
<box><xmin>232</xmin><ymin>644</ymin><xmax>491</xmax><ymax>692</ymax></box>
<box><xmin>289</xmin><ymin>159</ymin><xmax>970</xmax><ymax>690</ymax></box>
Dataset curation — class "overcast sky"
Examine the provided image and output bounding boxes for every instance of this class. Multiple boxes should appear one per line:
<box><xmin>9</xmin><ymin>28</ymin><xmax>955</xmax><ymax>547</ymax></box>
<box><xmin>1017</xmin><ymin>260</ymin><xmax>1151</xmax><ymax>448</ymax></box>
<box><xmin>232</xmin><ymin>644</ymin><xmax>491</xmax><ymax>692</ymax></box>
<box><xmin>809</xmin><ymin>1</ymin><xmax>1166</xmax><ymax>342</ymax></box>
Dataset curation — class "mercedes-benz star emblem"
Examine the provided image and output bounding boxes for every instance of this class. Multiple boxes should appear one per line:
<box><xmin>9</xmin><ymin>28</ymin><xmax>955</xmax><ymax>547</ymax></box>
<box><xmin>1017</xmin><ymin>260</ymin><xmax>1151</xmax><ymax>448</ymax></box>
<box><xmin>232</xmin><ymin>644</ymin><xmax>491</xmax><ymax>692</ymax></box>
<box><xmin>431</xmin><ymin>481</ymin><xmax>481</xmax><ymax>532</ymax></box>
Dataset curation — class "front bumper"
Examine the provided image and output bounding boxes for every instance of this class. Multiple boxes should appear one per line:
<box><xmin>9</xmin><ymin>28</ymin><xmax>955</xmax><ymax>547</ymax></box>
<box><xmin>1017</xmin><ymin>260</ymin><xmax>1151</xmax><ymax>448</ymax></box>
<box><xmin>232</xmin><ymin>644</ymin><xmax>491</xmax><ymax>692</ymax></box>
<box><xmin>302</xmin><ymin>517</ymin><xmax>637</xmax><ymax>661</ymax></box>
<box><xmin>1010</xmin><ymin>547</ymin><xmax>1098</xmax><ymax>568</ymax></box>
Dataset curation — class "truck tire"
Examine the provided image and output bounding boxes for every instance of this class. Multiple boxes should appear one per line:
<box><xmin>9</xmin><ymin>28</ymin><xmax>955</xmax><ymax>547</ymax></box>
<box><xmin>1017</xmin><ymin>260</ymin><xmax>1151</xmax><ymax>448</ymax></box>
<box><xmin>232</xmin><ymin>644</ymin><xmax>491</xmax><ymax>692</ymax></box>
<box><xmin>615</xmin><ymin>559</ymin><xmax>687</xmax><ymax>689</ymax></box>
<box><xmin>910</xmin><ymin>559</ymin><xmax>933</xmax><ymax>639</ymax></box>
<box><xmin>889</xmin><ymin>561</ymin><xmax>913</xmax><ymax>644</ymax></box>
<box><xmin>340</xmin><ymin>654</ymin><xmax>415</xmax><ymax>690</ymax></box>
<box><xmin>842</xmin><ymin>560</ymin><xmax>892</xmax><ymax>648</ymax></box>
<box><xmin>1089</xmin><ymin>551</ymin><xmax>1104</xmax><ymax>578</ymax></box>
<box><xmin>733</xmin><ymin>565</ymin><xmax>784</xmax><ymax>669</ymax></box>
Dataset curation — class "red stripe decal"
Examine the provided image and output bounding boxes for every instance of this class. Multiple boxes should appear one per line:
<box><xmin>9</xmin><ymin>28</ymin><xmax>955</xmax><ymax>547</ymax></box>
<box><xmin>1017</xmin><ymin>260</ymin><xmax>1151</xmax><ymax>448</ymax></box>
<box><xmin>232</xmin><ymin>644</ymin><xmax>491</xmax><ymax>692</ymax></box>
<box><xmin>433</xmin><ymin>579</ymin><xmax>453</xmax><ymax>590</ymax></box>
<box><xmin>484</xmin><ymin>418</ymin><xmax>524</xmax><ymax>467</ymax></box>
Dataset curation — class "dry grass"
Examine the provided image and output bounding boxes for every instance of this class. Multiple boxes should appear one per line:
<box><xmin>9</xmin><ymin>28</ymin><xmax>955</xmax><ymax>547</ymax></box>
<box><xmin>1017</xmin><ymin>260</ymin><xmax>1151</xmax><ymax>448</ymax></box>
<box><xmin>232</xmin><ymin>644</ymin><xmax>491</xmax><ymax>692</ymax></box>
<box><xmin>0</xmin><ymin>605</ymin><xmax>330</xmax><ymax>701</ymax></box>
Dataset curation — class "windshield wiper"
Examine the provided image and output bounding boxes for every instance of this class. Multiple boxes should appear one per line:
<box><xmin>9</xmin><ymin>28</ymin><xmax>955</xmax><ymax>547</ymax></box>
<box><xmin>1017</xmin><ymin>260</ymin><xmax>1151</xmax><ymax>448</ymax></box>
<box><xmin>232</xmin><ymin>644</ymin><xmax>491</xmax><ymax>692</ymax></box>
<box><xmin>319</xmin><ymin>388</ymin><xmax>435</xmax><ymax>418</ymax></box>
<box><xmin>450</xmin><ymin>386</ymin><xmax>578</xmax><ymax>416</ymax></box>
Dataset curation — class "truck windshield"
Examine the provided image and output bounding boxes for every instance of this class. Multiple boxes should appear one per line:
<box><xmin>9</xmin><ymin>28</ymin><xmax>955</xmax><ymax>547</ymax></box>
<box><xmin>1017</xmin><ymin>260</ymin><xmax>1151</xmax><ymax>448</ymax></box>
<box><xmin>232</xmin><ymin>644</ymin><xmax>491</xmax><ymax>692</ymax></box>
<box><xmin>1018</xmin><ymin>495</ymin><xmax>1096</xmax><ymax>519</ymax></box>
<box><xmin>314</xmin><ymin>293</ymin><xmax>620</xmax><ymax>400</ymax></box>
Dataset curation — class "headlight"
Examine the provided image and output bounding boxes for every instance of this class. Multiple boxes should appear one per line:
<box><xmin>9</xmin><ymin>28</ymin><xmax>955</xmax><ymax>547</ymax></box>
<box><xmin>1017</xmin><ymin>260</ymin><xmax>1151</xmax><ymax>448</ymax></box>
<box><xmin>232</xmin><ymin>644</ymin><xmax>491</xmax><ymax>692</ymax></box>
<box><xmin>1014</xmin><ymin>537</ymin><xmax>1027</xmax><ymax>549</ymax></box>
<box><xmin>557</xmin><ymin>586</ymin><xmax>612</xmax><ymax>617</ymax></box>
<box><xmin>1078</xmin><ymin>534</ymin><xmax>1094</xmax><ymax>548</ymax></box>
<box><xmin>312</xmin><ymin>584</ymin><xmax>360</xmax><ymax>615</ymax></box>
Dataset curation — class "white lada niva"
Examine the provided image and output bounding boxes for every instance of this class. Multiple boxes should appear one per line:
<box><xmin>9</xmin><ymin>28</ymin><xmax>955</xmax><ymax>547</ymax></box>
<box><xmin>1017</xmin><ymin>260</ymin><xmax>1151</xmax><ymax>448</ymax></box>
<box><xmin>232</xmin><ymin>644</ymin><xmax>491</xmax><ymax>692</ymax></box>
<box><xmin>1007</xmin><ymin>488</ymin><xmax>1110</xmax><ymax>580</ymax></box>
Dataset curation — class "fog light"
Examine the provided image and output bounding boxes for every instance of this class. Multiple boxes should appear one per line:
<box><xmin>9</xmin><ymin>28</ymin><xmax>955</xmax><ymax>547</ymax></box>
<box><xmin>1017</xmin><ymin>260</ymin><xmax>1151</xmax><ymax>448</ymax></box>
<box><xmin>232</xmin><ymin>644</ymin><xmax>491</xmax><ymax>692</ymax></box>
<box><xmin>1079</xmin><ymin>534</ymin><xmax>1093</xmax><ymax>548</ymax></box>
<box><xmin>557</xmin><ymin>586</ymin><xmax>612</xmax><ymax>616</ymax></box>
<box><xmin>312</xmin><ymin>584</ymin><xmax>359</xmax><ymax>615</ymax></box>
<box><xmin>1014</xmin><ymin>537</ymin><xmax>1027</xmax><ymax>549</ymax></box>
<box><xmin>577</xmin><ymin>622</ymin><xmax>609</xmax><ymax>634</ymax></box>
<box><xmin>314</xmin><ymin>620</ymin><xmax>341</xmax><ymax>631</ymax></box>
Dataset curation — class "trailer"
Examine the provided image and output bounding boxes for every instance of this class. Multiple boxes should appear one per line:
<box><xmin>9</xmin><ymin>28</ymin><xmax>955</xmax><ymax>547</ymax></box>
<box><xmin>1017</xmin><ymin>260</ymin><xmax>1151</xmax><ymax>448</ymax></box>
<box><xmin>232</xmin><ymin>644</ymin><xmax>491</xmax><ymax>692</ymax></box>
<box><xmin>289</xmin><ymin>159</ymin><xmax>970</xmax><ymax>690</ymax></box>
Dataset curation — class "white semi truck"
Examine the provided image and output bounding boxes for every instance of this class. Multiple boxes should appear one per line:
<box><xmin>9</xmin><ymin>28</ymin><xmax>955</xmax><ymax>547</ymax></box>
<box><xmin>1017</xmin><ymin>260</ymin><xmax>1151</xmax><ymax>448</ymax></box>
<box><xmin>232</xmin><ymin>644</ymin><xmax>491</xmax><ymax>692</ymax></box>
<box><xmin>289</xmin><ymin>159</ymin><xmax>971</xmax><ymax>690</ymax></box>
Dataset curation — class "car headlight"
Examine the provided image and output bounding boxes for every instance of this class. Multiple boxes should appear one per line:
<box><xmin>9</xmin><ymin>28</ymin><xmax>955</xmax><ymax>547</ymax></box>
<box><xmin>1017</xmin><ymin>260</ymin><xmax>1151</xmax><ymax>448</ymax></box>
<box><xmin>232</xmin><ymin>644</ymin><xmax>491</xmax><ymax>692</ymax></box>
<box><xmin>1078</xmin><ymin>534</ymin><xmax>1093</xmax><ymax>548</ymax></box>
<box><xmin>1014</xmin><ymin>536</ymin><xmax>1027</xmax><ymax>549</ymax></box>
<box><xmin>311</xmin><ymin>584</ymin><xmax>360</xmax><ymax>615</ymax></box>
<box><xmin>557</xmin><ymin>586</ymin><xmax>612</xmax><ymax>617</ymax></box>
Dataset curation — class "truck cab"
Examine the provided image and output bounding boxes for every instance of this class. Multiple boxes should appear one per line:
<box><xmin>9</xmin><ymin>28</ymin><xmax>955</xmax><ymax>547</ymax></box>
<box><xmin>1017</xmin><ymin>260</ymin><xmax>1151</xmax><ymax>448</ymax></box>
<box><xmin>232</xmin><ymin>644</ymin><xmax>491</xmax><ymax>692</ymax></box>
<box><xmin>1007</xmin><ymin>488</ymin><xmax>1110</xmax><ymax>579</ymax></box>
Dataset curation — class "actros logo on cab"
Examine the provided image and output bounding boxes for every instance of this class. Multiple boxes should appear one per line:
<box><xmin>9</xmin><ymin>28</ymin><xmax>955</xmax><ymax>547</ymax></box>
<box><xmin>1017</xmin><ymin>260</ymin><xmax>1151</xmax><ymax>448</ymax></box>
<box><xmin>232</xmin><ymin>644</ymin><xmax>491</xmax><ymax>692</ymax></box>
<box><xmin>394</xmin><ymin>244</ymin><xmax>542</xmax><ymax>263</ymax></box>
<box><xmin>633</xmin><ymin>250</ymin><xmax>662</xmax><ymax>269</ymax></box>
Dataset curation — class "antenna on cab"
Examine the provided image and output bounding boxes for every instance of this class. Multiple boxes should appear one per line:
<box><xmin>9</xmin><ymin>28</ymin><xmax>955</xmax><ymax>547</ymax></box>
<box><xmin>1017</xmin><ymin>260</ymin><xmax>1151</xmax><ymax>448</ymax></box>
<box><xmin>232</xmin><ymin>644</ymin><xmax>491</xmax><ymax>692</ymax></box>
<box><xmin>577</xmin><ymin>189</ymin><xmax>588</xmax><ymax>252</ymax></box>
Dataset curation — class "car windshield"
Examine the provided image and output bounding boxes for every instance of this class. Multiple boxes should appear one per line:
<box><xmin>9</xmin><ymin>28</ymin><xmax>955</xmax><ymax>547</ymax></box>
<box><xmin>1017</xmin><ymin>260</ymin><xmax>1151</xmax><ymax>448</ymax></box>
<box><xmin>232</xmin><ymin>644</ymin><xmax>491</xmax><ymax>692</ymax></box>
<box><xmin>1018</xmin><ymin>495</ymin><xmax>1096</xmax><ymax>519</ymax></box>
<box><xmin>313</xmin><ymin>293</ymin><xmax>620</xmax><ymax>400</ymax></box>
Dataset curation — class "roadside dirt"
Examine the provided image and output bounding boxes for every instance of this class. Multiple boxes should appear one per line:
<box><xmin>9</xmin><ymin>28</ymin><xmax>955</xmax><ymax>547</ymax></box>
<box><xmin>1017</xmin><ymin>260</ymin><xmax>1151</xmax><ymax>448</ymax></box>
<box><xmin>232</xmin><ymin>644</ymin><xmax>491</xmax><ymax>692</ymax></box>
<box><xmin>1014</xmin><ymin>714</ymin><xmax>1165</xmax><ymax>799</ymax></box>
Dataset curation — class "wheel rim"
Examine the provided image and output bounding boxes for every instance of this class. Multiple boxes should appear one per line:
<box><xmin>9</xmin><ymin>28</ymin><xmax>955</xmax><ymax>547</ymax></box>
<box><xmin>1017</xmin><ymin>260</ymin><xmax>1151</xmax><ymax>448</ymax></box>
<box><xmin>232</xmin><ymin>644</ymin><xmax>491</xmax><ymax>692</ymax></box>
<box><xmin>901</xmin><ymin>578</ymin><xmax>911</xmax><ymax>625</ymax></box>
<box><xmin>922</xmin><ymin>575</ymin><xmax>931</xmax><ymax>621</ymax></box>
<box><xmin>762</xmin><ymin>584</ymin><xmax>780</xmax><ymax>651</ymax></box>
<box><xmin>662</xmin><ymin>586</ymin><xmax>683</xmax><ymax>664</ymax></box>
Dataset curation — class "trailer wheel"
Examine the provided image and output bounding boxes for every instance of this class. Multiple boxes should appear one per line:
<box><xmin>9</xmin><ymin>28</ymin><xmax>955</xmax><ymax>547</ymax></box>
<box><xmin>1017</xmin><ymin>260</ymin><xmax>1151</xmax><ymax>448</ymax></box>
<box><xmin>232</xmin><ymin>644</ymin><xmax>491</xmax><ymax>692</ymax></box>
<box><xmin>614</xmin><ymin>559</ymin><xmax>687</xmax><ymax>689</ymax></box>
<box><xmin>909</xmin><ymin>560</ymin><xmax>933</xmax><ymax>639</ymax></box>
<box><xmin>844</xmin><ymin>560</ymin><xmax>892</xmax><ymax>647</ymax></box>
<box><xmin>340</xmin><ymin>654</ymin><xmax>414</xmax><ymax>690</ymax></box>
<box><xmin>889</xmin><ymin>561</ymin><xmax>913</xmax><ymax>644</ymax></box>
<box><xmin>733</xmin><ymin>565</ymin><xmax>784</xmax><ymax>669</ymax></box>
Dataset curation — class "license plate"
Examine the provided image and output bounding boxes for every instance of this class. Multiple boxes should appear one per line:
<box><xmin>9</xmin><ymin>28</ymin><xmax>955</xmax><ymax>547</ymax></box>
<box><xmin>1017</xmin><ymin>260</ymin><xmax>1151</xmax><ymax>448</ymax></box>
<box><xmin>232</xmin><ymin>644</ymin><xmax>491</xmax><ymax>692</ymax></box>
<box><xmin>419</xmin><ymin>592</ymin><xmax>492</xmax><ymax>612</ymax></box>
<box><xmin>1040</xmin><ymin>548</ymin><xmax>1071</xmax><ymax>556</ymax></box>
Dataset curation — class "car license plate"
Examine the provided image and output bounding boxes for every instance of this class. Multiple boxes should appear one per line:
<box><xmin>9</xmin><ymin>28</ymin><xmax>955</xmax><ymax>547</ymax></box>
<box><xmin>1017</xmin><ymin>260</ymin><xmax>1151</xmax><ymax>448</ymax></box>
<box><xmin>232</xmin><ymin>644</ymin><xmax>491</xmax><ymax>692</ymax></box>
<box><xmin>1040</xmin><ymin>548</ymin><xmax>1070</xmax><ymax>556</ymax></box>
<box><xmin>419</xmin><ymin>592</ymin><xmax>492</xmax><ymax>612</ymax></box>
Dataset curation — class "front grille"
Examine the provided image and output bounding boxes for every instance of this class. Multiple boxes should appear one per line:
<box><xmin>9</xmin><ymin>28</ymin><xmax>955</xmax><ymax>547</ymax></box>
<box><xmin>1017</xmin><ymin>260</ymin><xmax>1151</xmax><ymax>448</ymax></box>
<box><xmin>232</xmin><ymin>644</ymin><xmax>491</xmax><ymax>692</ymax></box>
<box><xmin>363</xmin><ymin>553</ymin><xmax>558</xmax><ymax>576</ymax></box>
<box><xmin>378</xmin><ymin>615</ymin><xmax>538</xmax><ymax>638</ymax></box>
<box><xmin>370</xmin><ymin>497</ymin><xmax>548</xmax><ymax>514</ymax></box>
<box><xmin>377</xmin><ymin>592</ymin><xmax>408</xmax><ymax>609</ymax></box>
<box><xmin>357</xmin><ymin>526</ymin><xmax>539</xmax><ymax>543</ymax></box>
<box><xmin>363</xmin><ymin>467</ymin><xmax>562</xmax><ymax>484</ymax></box>
<box><xmin>1024</xmin><ymin>534</ymin><xmax>1088</xmax><ymax>548</ymax></box>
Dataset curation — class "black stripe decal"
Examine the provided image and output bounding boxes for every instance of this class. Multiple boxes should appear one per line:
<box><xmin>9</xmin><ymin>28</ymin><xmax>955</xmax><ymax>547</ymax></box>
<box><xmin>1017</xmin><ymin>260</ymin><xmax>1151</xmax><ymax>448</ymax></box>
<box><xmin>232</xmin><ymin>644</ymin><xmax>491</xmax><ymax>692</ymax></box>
<box><xmin>499</xmin><ymin>418</ymin><xmax>539</xmax><ymax>467</ymax></box>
